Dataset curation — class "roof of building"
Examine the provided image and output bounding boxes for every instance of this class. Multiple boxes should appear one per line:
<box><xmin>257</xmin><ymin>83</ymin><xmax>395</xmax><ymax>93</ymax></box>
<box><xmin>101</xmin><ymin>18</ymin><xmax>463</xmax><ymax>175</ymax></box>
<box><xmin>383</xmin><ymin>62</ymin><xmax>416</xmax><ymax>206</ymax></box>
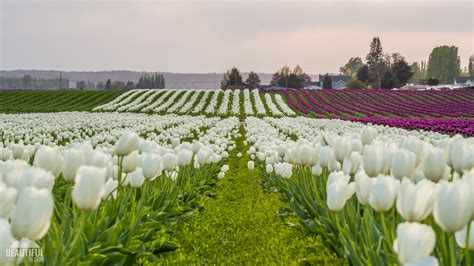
<box><xmin>454</xmin><ymin>76</ymin><xmax>473</xmax><ymax>83</ymax></box>
<box><xmin>318</xmin><ymin>75</ymin><xmax>351</xmax><ymax>83</ymax></box>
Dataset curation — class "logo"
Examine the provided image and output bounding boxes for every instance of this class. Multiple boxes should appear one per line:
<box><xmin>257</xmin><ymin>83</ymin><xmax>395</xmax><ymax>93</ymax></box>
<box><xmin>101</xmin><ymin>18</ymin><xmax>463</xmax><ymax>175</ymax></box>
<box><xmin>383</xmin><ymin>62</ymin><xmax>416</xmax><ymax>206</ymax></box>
<box><xmin>4</xmin><ymin>238</ymin><xmax>44</xmax><ymax>263</ymax></box>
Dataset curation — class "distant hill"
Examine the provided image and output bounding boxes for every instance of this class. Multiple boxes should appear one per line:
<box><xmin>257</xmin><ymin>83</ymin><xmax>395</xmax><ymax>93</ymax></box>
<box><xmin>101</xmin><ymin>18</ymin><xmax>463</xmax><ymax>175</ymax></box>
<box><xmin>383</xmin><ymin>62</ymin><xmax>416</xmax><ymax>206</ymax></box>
<box><xmin>0</xmin><ymin>70</ymin><xmax>318</xmax><ymax>89</ymax></box>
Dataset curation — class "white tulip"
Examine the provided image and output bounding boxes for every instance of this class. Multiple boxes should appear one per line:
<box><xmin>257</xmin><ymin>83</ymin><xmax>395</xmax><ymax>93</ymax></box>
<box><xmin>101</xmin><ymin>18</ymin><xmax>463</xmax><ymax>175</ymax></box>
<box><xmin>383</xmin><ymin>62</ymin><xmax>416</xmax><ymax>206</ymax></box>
<box><xmin>361</xmin><ymin>126</ymin><xmax>377</xmax><ymax>145</ymax></box>
<box><xmin>266</xmin><ymin>164</ymin><xmax>273</xmax><ymax>174</ymax></box>
<box><xmin>400</xmin><ymin>137</ymin><xmax>426</xmax><ymax>167</ymax></box>
<box><xmin>433</xmin><ymin>179</ymin><xmax>471</xmax><ymax>233</ymax></box>
<box><xmin>4</xmin><ymin>166</ymin><xmax>55</xmax><ymax>193</ymax></box>
<box><xmin>363</xmin><ymin>145</ymin><xmax>384</xmax><ymax>177</ymax></box>
<box><xmin>455</xmin><ymin>221</ymin><xmax>474</xmax><ymax>250</ymax></box>
<box><xmin>221</xmin><ymin>165</ymin><xmax>230</xmax><ymax>173</ymax></box>
<box><xmin>177</xmin><ymin>149</ymin><xmax>193</xmax><ymax>166</ymax></box>
<box><xmin>0</xmin><ymin>219</ymin><xmax>15</xmax><ymax>264</ymax></box>
<box><xmin>0</xmin><ymin>185</ymin><xmax>17</xmax><ymax>219</ymax></box>
<box><xmin>423</xmin><ymin>148</ymin><xmax>446</xmax><ymax>182</ymax></box>
<box><xmin>102</xmin><ymin>178</ymin><xmax>118</xmax><ymax>200</ymax></box>
<box><xmin>122</xmin><ymin>151</ymin><xmax>139</xmax><ymax>173</ymax></box>
<box><xmin>62</xmin><ymin>149</ymin><xmax>85</xmax><ymax>182</ymax></box>
<box><xmin>449</xmin><ymin>138</ymin><xmax>472</xmax><ymax>173</ymax></box>
<box><xmin>391</xmin><ymin>149</ymin><xmax>416</xmax><ymax>180</ymax></box>
<box><xmin>334</xmin><ymin>137</ymin><xmax>352</xmax><ymax>163</ymax></box>
<box><xmin>162</xmin><ymin>153</ymin><xmax>177</xmax><ymax>171</ymax></box>
<box><xmin>139</xmin><ymin>153</ymin><xmax>162</xmax><ymax>180</ymax></box>
<box><xmin>11</xmin><ymin>187</ymin><xmax>54</xmax><ymax>241</ymax></box>
<box><xmin>396</xmin><ymin>179</ymin><xmax>436</xmax><ymax>222</ymax></box>
<box><xmin>0</xmin><ymin>148</ymin><xmax>12</xmax><ymax>161</ymax></box>
<box><xmin>72</xmin><ymin>166</ymin><xmax>106</xmax><ymax>211</ymax></box>
<box><xmin>114</xmin><ymin>131</ymin><xmax>139</xmax><ymax>156</ymax></box>
<box><xmin>393</xmin><ymin>222</ymin><xmax>436</xmax><ymax>264</ymax></box>
<box><xmin>247</xmin><ymin>161</ymin><xmax>255</xmax><ymax>170</ymax></box>
<box><xmin>218</xmin><ymin>172</ymin><xmax>225</xmax><ymax>179</ymax></box>
<box><xmin>196</xmin><ymin>149</ymin><xmax>209</xmax><ymax>165</ymax></box>
<box><xmin>404</xmin><ymin>256</ymin><xmax>439</xmax><ymax>266</ymax></box>
<box><xmin>275</xmin><ymin>163</ymin><xmax>292</xmax><ymax>178</ymax></box>
<box><xmin>311</xmin><ymin>164</ymin><xmax>322</xmax><ymax>176</ymax></box>
<box><xmin>355</xmin><ymin>171</ymin><xmax>374</xmax><ymax>206</ymax></box>
<box><xmin>368</xmin><ymin>175</ymin><xmax>399</xmax><ymax>212</ymax></box>
<box><xmin>34</xmin><ymin>146</ymin><xmax>64</xmax><ymax>177</ymax></box>
<box><xmin>129</xmin><ymin>167</ymin><xmax>145</xmax><ymax>188</ymax></box>
<box><xmin>326</xmin><ymin>172</ymin><xmax>355</xmax><ymax>212</ymax></box>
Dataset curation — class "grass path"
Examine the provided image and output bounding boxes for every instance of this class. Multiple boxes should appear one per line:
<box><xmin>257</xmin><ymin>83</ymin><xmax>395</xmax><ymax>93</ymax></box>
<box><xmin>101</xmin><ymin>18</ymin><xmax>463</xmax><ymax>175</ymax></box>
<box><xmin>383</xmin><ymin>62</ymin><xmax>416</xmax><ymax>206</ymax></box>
<box><xmin>160</xmin><ymin>126</ymin><xmax>342</xmax><ymax>264</ymax></box>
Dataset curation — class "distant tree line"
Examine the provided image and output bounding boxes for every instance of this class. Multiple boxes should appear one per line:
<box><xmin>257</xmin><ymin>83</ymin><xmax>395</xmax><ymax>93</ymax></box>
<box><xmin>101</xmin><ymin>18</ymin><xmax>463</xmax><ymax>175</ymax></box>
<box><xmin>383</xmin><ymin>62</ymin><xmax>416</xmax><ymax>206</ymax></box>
<box><xmin>0</xmin><ymin>75</ymin><xmax>70</xmax><ymax>89</ymax></box>
<box><xmin>78</xmin><ymin>73</ymin><xmax>166</xmax><ymax>90</ymax></box>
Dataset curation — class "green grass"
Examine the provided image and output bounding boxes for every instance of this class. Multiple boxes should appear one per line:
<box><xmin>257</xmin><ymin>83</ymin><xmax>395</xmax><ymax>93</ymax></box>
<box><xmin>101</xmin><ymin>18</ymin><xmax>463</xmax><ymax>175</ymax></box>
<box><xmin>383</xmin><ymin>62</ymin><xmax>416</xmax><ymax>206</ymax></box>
<box><xmin>0</xmin><ymin>90</ymin><xmax>125</xmax><ymax>113</ymax></box>
<box><xmin>160</xmin><ymin>126</ymin><xmax>342</xmax><ymax>264</ymax></box>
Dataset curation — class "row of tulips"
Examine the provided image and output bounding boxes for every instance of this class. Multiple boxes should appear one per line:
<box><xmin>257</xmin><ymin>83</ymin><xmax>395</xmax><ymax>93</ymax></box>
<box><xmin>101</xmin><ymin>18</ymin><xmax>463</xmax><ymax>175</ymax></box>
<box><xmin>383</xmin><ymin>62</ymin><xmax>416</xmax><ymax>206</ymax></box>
<box><xmin>282</xmin><ymin>89</ymin><xmax>474</xmax><ymax>119</ymax></box>
<box><xmin>244</xmin><ymin>116</ymin><xmax>473</xmax><ymax>265</ymax></box>
<box><xmin>94</xmin><ymin>88</ymin><xmax>295</xmax><ymax>117</ymax></box>
<box><xmin>0</xmin><ymin>116</ymin><xmax>240</xmax><ymax>264</ymax></box>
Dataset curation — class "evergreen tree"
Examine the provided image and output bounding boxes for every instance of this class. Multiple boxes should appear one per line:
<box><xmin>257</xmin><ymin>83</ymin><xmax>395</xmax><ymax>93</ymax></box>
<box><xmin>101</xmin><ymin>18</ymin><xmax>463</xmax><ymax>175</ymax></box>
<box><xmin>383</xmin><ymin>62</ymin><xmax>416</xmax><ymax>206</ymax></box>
<box><xmin>391</xmin><ymin>53</ymin><xmax>414</xmax><ymax>88</ymax></box>
<box><xmin>322</xmin><ymin>74</ymin><xmax>332</xmax><ymax>89</ymax></box>
<box><xmin>366</xmin><ymin>37</ymin><xmax>385</xmax><ymax>87</ymax></box>
<box><xmin>357</xmin><ymin>65</ymin><xmax>369</xmax><ymax>83</ymax></box>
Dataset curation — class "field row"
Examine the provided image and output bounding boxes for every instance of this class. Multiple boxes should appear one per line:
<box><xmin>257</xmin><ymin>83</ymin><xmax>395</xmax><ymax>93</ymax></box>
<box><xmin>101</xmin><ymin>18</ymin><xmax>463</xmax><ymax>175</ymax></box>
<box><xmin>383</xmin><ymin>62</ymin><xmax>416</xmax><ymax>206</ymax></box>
<box><xmin>244</xmin><ymin>116</ymin><xmax>474</xmax><ymax>265</ymax></box>
<box><xmin>283</xmin><ymin>89</ymin><xmax>474</xmax><ymax>118</ymax></box>
<box><xmin>93</xmin><ymin>89</ymin><xmax>296</xmax><ymax>117</ymax></box>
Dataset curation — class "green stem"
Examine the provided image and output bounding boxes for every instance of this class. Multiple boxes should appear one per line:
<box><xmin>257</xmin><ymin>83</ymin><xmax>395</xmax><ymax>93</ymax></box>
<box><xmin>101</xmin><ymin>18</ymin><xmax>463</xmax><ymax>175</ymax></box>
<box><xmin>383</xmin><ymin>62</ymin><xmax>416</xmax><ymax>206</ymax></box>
<box><xmin>466</xmin><ymin>222</ymin><xmax>471</xmax><ymax>266</ymax></box>
<box><xmin>449</xmin><ymin>233</ymin><xmax>457</xmax><ymax>266</ymax></box>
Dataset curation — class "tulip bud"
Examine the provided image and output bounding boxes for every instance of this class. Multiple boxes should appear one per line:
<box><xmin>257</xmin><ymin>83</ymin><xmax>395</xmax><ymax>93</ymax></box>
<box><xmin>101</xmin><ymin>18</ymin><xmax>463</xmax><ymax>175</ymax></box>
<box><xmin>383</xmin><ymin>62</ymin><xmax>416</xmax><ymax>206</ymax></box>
<box><xmin>355</xmin><ymin>171</ymin><xmax>373</xmax><ymax>206</ymax></box>
<box><xmin>266</xmin><ymin>164</ymin><xmax>273</xmax><ymax>174</ymax></box>
<box><xmin>368</xmin><ymin>175</ymin><xmax>399</xmax><ymax>212</ymax></box>
<box><xmin>455</xmin><ymin>221</ymin><xmax>474</xmax><ymax>250</ymax></box>
<box><xmin>196</xmin><ymin>149</ymin><xmax>209</xmax><ymax>165</ymax></box>
<box><xmin>311</xmin><ymin>164</ymin><xmax>322</xmax><ymax>176</ymax></box>
<box><xmin>162</xmin><ymin>153</ymin><xmax>177</xmax><ymax>171</ymax></box>
<box><xmin>218</xmin><ymin>172</ymin><xmax>225</xmax><ymax>179</ymax></box>
<box><xmin>72</xmin><ymin>166</ymin><xmax>106</xmax><ymax>211</ymax></box>
<box><xmin>361</xmin><ymin>127</ymin><xmax>377</xmax><ymax>145</ymax></box>
<box><xmin>0</xmin><ymin>219</ymin><xmax>15</xmax><ymax>263</ymax></box>
<box><xmin>247</xmin><ymin>161</ymin><xmax>255</xmax><ymax>170</ymax></box>
<box><xmin>0</xmin><ymin>185</ymin><xmax>17</xmax><ymax>219</ymax></box>
<box><xmin>391</xmin><ymin>149</ymin><xmax>416</xmax><ymax>180</ymax></box>
<box><xmin>334</xmin><ymin>137</ymin><xmax>352</xmax><ymax>163</ymax></box>
<box><xmin>114</xmin><ymin>131</ymin><xmax>139</xmax><ymax>156</ymax></box>
<box><xmin>177</xmin><ymin>149</ymin><xmax>193</xmax><ymax>166</ymax></box>
<box><xmin>363</xmin><ymin>145</ymin><xmax>384</xmax><ymax>177</ymax></box>
<box><xmin>326</xmin><ymin>172</ymin><xmax>355</xmax><ymax>212</ymax></box>
<box><xmin>11</xmin><ymin>187</ymin><xmax>54</xmax><ymax>241</ymax></box>
<box><xmin>433</xmin><ymin>179</ymin><xmax>471</xmax><ymax>233</ymax></box>
<box><xmin>393</xmin><ymin>222</ymin><xmax>436</xmax><ymax>264</ymax></box>
<box><xmin>139</xmin><ymin>153</ymin><xmax>162</xmax><ymax>180</ymax></box>
<box><xmin>275</xmin><ymin>163</ymin><xmax>292</xmax><ymax>178</ymax></box>
<box><xmin>449</xmin><ymin>139</ymin><xmax>472</xmax><ymax>174</ymax></box>
<box><xmin>396</xmin><ymin>179</ymin><xmax>436</xmax><ymax>222</ymax></box>
<box><xmin>102</xmin><ymin>178</ymin><xmax>118</xmax><ymax>200</ymax></box>
<box><xmin>221</xmin><ymin>165</ymin><xmax>230</xmax><ymax>173</ymax></box>
<box><xmin>129</xmin><ymin>167</ymin><xmax>145</xmax><ymax>188</ymax></box>
<box><xmin>423</xmin><ymin>147</ymin><xmax>446</xmax><ymax>182</ymax></box>
<box><xmin>34</xmin><ymin>146</ymin><xmax>64</xmax><ymax>177</ymax></box>
<box><xmin>0</xmin><ymin>148</ymin><xmax>12</xmax><ymax>161</ymax></box>
<box><xmin>122</xmin><ymin>151</ymin><xmax>139</xmax><ymax>173</ymax></box>
<box><xmin>62</xmin><ymin>149</ymin><xmax>85</xmax><ymax>182</ymax></box>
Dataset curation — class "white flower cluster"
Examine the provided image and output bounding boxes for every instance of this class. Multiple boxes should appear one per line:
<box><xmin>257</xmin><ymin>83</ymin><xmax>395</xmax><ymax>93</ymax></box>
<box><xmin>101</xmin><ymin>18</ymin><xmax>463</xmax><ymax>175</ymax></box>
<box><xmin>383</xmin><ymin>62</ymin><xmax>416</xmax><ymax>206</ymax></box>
<box><xmin>243</xmin><ymin>89</ymin><xmax>254</xmax><ymax>116</ymax></box>
<box><xmin>274</xmin><ymin>94</ymin><xmax>296</xmax><ymax>116</ymax></box>
<box><xmin>264</xmin><ymin>93</ymin><xmax>283</xmax><ymax>117</ymax></box>
<box><xmin>252</xmin><ymin>89</ymin><xmax>266</xmax><ymax>116</ymax></box>
<box><xmin>93</xmin><ymin>89</ymin><xmax>295</xmax><ymax>117</ymax></box>
<box><xmin>218</xmin><ymin>90</ymin><xmax>231</xmax><ymax>115</ymax></box>
<box><xmin>231</xmin><ymin>90</ymin><xmax>240</xmax><ymax>115</ymax></box>
<box><xmin>245</xmin><ymin>116</ymin><xmax>474</xmax><ymax>264</ymax></box>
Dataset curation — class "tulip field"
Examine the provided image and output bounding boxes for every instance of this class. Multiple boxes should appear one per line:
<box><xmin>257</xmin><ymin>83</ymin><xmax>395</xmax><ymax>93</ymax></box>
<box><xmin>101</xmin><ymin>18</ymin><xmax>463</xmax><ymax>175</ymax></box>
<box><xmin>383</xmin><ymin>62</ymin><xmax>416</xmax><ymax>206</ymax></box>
<box><xmin>0</xmin><ymin>88</ymin><xmax>473</xmax><ymax>264</ymax></box>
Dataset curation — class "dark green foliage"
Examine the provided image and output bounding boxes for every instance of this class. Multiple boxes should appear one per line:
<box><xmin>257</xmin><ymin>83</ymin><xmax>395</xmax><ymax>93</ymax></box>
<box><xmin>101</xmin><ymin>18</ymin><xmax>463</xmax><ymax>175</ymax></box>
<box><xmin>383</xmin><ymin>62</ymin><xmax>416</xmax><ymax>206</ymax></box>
<box><xmin>428</xmin><ymin>78</ymin><xmax>439</xmax><ymax>86</ymax></box>
<box><xmin>346</xmin><ymin>78</ymin><xmax>366</xmax><ymax>89</ymax></box>
<box><xmin>0</xmin><ymin>90</ymin><xmax>125</xmax><ymax>113</ymax></box>
<box><xmin>391</xmin><ymin>53</ymin><xmax>414</xmax><ymax>88</ymax></box>
<box><xmin>426</xmin><ymin>45</ymin><xmax>461</xmax><ymax>83</ymax></box>
<box><xmin>357</xmin><ymin>65</ymin><xmax>370</xmax><ymax>83</ymax></box>
<box><xmin>0</xmin><ymin>75</ymin><xmax>70</xmax><ymax>89</ymax></box>
<box><xmin>136</xmin><ymin>73</ymin><xmax>165</xmax><ymax>89</ymax></box>
<box><xmin>340</xmin><ymin>57</ymin><xmax>364</xmax><ymax>76</ymax></box>
<box><xmin>322</xmin><ymin>74</ymin><xmax>332</xmax><ymax>89</ymax></box>
<box><xmin>271</xmin><ymin>65</ymin><xmax>310</xmax><ymax>89</ymax></box>
<box><xmin>469</xmin><ymin>55</ymin><xmax>473</xmax><ymax>77</ymax></box>
<box><xmin>221</xmin><ymin>67</ymin><xmax>243</xmax><ymax>89</ymax></box>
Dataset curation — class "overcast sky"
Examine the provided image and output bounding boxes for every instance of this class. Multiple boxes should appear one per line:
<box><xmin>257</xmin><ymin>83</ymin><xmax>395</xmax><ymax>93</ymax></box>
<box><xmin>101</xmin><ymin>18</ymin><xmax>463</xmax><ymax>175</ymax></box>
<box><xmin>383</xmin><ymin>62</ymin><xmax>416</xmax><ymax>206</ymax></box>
<box><xmin>1</xmin><ymin>0</ymin><xmax>472</xmax><ymax>74</ymax></box>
